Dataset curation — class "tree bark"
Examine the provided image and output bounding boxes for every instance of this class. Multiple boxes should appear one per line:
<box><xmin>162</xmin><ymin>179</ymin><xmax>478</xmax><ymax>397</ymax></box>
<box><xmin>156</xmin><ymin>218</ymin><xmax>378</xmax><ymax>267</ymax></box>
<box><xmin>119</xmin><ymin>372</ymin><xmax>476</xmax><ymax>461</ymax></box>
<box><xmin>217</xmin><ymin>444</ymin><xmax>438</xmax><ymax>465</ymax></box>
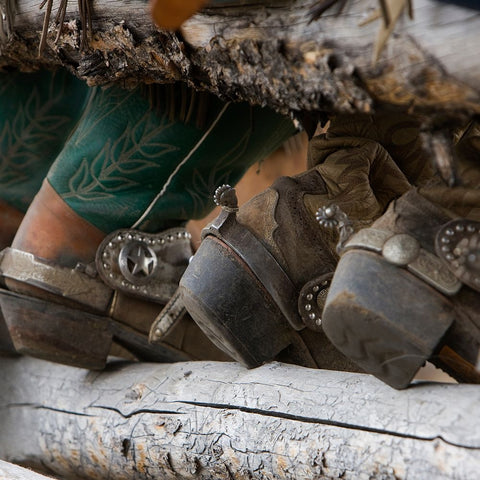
<box><xmin>0</xmin><ymin>0</ymin><xmax>478</xmax><ymax>123</ymax></box>
<box><xmin>1</xmin><ymin>356</ymin><xmax>479</xmax><ymax>480</ymax></box>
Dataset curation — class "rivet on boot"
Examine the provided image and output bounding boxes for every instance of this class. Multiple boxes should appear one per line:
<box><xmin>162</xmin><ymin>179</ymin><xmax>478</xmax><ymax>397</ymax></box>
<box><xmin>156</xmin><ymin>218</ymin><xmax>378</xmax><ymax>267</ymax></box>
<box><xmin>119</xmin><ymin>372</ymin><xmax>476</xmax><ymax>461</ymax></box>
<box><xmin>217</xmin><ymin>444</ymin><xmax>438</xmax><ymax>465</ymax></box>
<box><xmin>316</xmin><ymin>204</ymin><xmax>354</xmax><ymax>253</ymax></box>
<box><xmin>214</xmin><ymin>184</ymin><xmax>239</xmax><ymax>213</ymax></box>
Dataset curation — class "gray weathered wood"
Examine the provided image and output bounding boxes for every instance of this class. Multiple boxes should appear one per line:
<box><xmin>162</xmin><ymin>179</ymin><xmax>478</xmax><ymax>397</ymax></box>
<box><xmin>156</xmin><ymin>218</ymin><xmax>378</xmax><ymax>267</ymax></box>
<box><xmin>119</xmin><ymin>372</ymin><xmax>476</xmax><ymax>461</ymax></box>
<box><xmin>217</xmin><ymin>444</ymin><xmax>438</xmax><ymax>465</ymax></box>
<box><xmin>0</xmin><ymin>356</ymin><xmax>479</xmax><ymax>479</ymax></box>
<box><xmin>0</xmin><ymin>0</ymin><xmax>478</xmax><ymax>122</ymax></box>
<box><xmin>0</xmin><ymin>460</ymin><xmax>57</xmax><ymax>479</ymax></box>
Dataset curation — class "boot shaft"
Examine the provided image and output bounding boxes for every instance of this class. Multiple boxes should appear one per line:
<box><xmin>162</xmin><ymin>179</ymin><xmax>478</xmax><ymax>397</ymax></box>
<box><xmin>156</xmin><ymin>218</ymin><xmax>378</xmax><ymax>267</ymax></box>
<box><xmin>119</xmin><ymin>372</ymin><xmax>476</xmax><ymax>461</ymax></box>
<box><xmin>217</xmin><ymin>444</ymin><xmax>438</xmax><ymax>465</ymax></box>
<box><xmin>0</xmin><ymin>70</ymin><xmax>88</xmax><ymax>213</ymax></box>
<box><xmin>47</xmin><ymin>82</ymin><xmax>295</xmax><ymax>234</ymax></box>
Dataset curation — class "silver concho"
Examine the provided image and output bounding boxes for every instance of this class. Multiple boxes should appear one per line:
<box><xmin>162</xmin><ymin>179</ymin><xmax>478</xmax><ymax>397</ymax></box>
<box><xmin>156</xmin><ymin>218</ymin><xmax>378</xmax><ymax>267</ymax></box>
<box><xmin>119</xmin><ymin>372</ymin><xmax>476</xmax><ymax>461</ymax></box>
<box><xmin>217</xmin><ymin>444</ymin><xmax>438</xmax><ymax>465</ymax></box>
<box><xmin>298</xmin><ymin>273</ymin><xmax>333</xmax><ymax>331</ymax></box>
<box><xmin>435</xmin><ymin>219</ymin><xmax>480</xmax><ymax>293</ymax></box>
<box><xmin>382</xmin><ymin>234</ymin><xmax>420</xmax><ymax>267</ymax></box>
<box><xmin>96</xmin><ymin>228</ymin><xmax>192</xmax><ymax>303</ymax></box>
<box><xmin>118</xmin><ymin>241</ymin><xmax>158</xmax><ymax>285</ymax></box>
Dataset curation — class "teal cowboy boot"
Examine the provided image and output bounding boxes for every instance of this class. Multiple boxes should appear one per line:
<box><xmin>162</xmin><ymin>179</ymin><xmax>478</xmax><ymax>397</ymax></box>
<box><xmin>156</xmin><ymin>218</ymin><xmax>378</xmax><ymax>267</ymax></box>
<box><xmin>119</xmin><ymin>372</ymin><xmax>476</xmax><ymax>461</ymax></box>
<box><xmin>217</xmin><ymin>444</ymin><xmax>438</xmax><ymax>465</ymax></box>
<box><xmin>0</xmin><ymin>81</ymin><xmax>296</xmax><ymax>368</ymax></box>
<box><xmin>0</xmin><ymin>69</ymin><xmax>89</xmax><ymax>354</ymax></box>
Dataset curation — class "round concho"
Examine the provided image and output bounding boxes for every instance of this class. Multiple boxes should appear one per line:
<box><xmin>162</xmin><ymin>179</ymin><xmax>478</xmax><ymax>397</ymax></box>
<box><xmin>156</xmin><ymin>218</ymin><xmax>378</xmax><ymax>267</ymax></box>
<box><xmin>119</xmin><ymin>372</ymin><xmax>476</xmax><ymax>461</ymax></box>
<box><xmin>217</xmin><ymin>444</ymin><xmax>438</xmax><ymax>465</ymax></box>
<box><xmin>298</xmin><ymin>273</ymin><xmax>334</xmax><ymax>331</ymax></box>
<box><xmin>119</xmin><ymin>241</ymin><xmax>158</xmax><ymax>285</ymax></box>
<box><xmin>435</xmin><ymin>219</ymin><xmax>480</xmax><ymax>293</ymax></box>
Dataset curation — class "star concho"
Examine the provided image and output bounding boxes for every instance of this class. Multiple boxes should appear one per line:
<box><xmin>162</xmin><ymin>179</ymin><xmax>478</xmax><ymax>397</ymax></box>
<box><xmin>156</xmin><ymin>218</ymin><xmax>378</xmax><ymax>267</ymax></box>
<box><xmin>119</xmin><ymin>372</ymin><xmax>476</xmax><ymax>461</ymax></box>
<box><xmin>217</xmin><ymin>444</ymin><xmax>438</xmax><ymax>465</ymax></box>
<box><xmin>96</xmin><ymin>228</ymin><xmax>192</xmax><ymax>303</ymax></box>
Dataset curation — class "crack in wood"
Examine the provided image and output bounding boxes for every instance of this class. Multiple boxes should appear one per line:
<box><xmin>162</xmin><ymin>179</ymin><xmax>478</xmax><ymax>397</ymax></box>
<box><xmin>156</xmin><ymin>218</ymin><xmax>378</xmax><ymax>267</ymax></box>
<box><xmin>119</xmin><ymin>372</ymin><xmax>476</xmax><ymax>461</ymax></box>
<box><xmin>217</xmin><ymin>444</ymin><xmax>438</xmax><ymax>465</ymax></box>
<box><xmin>180</xmin><ymin>400</ymin><xmax>480</xmax><ymax>450</ymax></box>
<box><xmin>89</xmin><ymin>404</ymin><xmax>185</xmax><ymax>418</ymax></box>
<box><xmin>3</xmin><ymin>403</ymin><xmax>94</xmax><ymax>418</ymax></box>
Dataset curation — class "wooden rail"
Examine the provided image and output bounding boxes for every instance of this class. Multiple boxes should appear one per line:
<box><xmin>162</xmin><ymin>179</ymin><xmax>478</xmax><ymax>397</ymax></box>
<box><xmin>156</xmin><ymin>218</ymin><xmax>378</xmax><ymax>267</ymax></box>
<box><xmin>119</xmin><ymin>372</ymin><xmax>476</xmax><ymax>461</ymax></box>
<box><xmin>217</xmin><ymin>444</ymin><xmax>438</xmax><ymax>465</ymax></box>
<box><xmin>0</xmin><ymin>0</ymin><xmax>478</xmax><ymax>123</ymax></box>
<box><xmin>0</xmin><ymin>356</ymin><xmax>479</xmax><ymax>479</ymax></box>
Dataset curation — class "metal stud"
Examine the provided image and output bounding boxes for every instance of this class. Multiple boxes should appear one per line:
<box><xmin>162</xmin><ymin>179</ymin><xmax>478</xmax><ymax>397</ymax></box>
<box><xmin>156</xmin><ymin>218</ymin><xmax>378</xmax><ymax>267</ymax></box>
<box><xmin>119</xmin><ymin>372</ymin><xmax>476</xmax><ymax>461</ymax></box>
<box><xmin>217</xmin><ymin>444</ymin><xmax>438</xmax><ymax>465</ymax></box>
<box><xmin>214</xmin><ymin>184</ymin><xmax>239</xmax><ymax>212</ymax></box>
<box><xmin>316</xmin><ymin>204</ymin><xmax>354</xmax><ymax>253</ymax></box>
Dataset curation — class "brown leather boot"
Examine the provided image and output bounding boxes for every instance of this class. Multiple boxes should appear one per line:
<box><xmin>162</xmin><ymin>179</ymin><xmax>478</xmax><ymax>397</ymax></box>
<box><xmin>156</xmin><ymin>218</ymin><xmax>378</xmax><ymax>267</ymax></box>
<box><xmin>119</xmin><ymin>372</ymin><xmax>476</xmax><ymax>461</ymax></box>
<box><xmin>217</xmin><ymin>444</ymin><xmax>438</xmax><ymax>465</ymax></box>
<box><xmin>178</xmin><ymin>123</ymin><xmax>417</xmax><ymax>370</ymax></box>
<box><xmin>322</xmin><ymin>120</ymin><xmax>480</xmax><ymax>389</ymax></box>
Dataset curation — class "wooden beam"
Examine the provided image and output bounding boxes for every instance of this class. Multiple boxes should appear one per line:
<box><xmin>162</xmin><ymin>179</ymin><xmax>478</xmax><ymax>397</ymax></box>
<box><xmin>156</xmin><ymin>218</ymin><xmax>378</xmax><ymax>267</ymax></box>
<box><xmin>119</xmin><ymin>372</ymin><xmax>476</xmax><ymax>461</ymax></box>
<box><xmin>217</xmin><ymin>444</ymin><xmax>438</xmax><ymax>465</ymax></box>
<box><xmin>0</xmin><ymin>460</ymin><xmax>58</xmax><ymax>479</ymax></box>
<box><xmin>0</xmin><ymin>0</ymin><xmax>478</xmax><ymax>122</ymax></box>
<box><xmin>0</xmin><ymin>356</ymin><xmax>479</xmax><ymax>479</ymax></box>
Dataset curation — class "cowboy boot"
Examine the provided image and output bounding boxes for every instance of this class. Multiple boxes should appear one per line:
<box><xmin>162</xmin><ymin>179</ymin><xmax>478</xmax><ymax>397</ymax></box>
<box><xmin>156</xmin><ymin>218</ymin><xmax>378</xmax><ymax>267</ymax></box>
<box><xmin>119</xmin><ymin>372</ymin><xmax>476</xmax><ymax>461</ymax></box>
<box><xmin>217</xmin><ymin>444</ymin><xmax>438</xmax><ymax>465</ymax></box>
<box><xmin>177</xmin><ymin>111</ymin><xmax>428</xmax><ymax>370</ymax></box>
<box><xmin>0</xmin><ymin>81</ymin><xmax>296</xmax><ymax>368</ymax></box>
<box><xmin>322</xmin><ymin>119</ymin><xmax>480</xmax><ymax>388</ymax></box>
<box><xmin>0</xmin><ymin>69</ymin><xmax>88</xmax><ymax>354</ymax></box>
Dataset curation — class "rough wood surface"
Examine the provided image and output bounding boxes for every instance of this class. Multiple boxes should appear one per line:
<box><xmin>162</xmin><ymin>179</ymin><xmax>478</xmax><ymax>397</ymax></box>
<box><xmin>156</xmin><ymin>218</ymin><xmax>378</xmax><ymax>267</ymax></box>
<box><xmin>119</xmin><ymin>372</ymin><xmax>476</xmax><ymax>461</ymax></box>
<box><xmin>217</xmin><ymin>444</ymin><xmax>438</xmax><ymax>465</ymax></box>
<box><xmin>0</xmin><ymin>356</ymin><xmax>479</xmax><ymax>479</ymax></box>
<box><xmin>0</xmin><ymin>460</ymin><xmax>57</xmax><ymax>479</ymax></box>
<box><xmin>0</xmin><ymin>0</ymin><xmax>478</xmax><ymax>122</ymax></box>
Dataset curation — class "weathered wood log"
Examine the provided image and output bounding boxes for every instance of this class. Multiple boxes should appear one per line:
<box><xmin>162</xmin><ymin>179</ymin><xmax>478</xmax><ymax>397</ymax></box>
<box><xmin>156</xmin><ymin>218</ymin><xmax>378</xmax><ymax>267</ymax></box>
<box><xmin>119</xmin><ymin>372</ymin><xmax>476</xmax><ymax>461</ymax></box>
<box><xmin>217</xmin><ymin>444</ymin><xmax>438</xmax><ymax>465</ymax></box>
<box><xmin>0</xmin><ymin>460</ymin><xmax>57</xmax><ymax>479</ymax></box>
<box><xmin>0</xmin><ymin>0</ymin><xmax>478</xmax><ymax>123</ymax></box>
<box><xmin>0</xmin><ymin>356</ymin><xmax>479</xmax><ymax>479</ymax></box>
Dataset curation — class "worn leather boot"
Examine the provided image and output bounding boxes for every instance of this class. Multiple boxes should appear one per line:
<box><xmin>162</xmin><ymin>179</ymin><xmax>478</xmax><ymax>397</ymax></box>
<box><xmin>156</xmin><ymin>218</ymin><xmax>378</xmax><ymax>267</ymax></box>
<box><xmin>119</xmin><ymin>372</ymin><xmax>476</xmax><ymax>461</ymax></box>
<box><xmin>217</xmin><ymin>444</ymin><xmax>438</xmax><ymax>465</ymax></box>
<box><xmin>0</xmin><ymin>81</ymin><xmax>295</xmax><ymax>368</ymax></box>
<box><xmin>178</xmin><ymin>111</ymin><xmax>427</xmax><ymax>370</ymax></box>
<box><xmin>0</xmin><ymin>69</ymin><xmax>88</xmax><ymax>354</ymax></box>
<box><xmin>322</xmin><ymin>120</ymin><xmax>480</xmax><ymax>388</ymax></box>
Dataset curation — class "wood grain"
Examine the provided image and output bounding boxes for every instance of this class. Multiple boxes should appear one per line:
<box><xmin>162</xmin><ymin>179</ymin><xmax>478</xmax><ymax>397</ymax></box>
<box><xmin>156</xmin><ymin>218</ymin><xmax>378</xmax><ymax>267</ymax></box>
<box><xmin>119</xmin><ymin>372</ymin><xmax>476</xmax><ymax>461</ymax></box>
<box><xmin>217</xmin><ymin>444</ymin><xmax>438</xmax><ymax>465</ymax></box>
<box><xmin>0</xmin><ymin>0</ymin><xmax>477</xmax><ymax>123</ymax></box>
<box><xmin>0</xmin><ymin>356</ymin><xmax>479</xmax><ymax>479</ymax></box>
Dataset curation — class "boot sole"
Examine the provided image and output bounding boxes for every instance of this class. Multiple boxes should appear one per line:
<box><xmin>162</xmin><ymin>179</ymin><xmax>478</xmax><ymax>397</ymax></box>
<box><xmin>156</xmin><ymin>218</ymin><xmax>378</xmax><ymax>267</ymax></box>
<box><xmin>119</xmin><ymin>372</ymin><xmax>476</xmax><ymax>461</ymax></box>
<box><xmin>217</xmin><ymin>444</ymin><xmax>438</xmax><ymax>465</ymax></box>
<box><xmin>0</xmin><ymin>288</ymin><xmax>190</xmax><ymax>369</ymax></box>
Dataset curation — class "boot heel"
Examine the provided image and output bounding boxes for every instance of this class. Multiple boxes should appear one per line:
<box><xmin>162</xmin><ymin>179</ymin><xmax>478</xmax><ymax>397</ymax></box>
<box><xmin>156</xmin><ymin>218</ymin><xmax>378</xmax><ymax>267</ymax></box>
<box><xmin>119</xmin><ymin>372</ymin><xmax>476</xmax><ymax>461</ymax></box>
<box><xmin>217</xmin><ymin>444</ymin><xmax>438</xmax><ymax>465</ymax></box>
<box><xmin>180</xmin><ymin>236</ymin><xmax>295</xmax><ymax>367</ymax></box>
<box><xmin>322</xmin><ymin>251</ymin><xmax>456</xmax><ymax>389</ymax></box>
<box><xmin>0</xmin><ymin>289</ymin><xmax>112</xmax><ymax>369</ymax></box>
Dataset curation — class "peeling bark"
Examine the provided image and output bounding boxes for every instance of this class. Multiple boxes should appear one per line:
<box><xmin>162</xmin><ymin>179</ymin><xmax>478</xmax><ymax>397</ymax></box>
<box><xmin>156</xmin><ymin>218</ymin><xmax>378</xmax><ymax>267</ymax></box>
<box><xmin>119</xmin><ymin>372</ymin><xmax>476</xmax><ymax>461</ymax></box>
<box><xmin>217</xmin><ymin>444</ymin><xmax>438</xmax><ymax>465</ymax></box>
<box><xmin>0</xmin><ymin>356</ymin><xmax>480</xmax><ymax>479</ymax></box>
<box><xmin>0</xmin><ymin>0</ymin><xmax>478</xmax><ymax>123</ymax></box>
